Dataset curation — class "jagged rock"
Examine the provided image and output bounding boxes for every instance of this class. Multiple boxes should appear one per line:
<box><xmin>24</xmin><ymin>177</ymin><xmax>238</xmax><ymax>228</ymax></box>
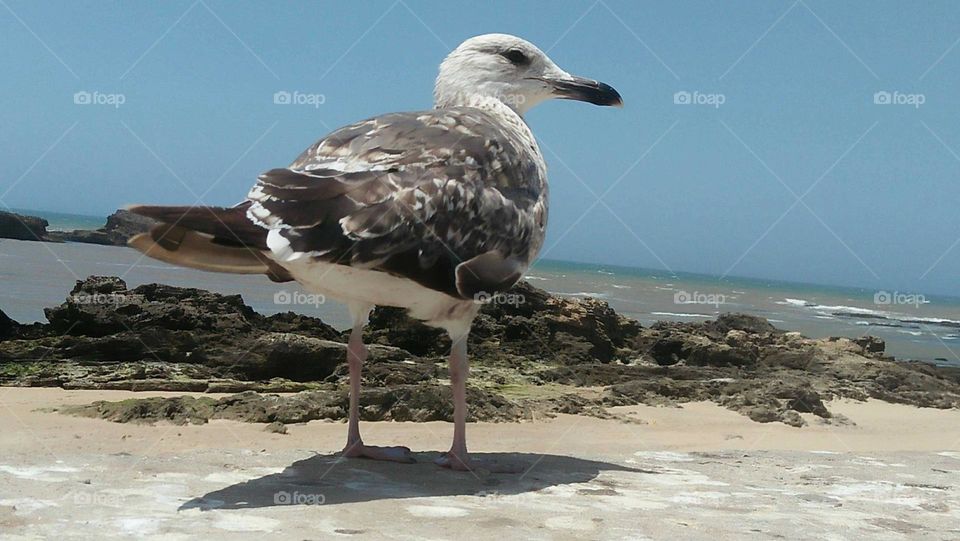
<box><xmin>853</xmin><ymin>335</ymin><xmax>885</xmax><ymax>354</ymax></box>
<box><xmin>0</xmin><ymin>210</ymin><xmax>49</xmax><ymax>241</ymax></box>
<box><xmin>365</xmin><ymin>307</ymin><xmax>446</xmax><ymax>356</ymax></box>
<box><xmin>0</xmin><ymin>310</ymin><xmax>17</xmax><ymax>340</ymax></box>
<box><xmin>102</xmin><ymin>209</ymin><xmax>155</xmax><ymax>244</ymax></box>
<box><xmin>684</xmin><ymin>342</ymin><xmax>757</xmax><ymax>367</ymax></box>
<box><xmin>364</xmin><ymin>280</ymin><xmax>641</xmax><ymax>364</ymax></box>
<box><xmin>761</xmin><ymin>347</ymin><xmax>821</xmax><ymax>370</ymax></box>
<box><xmin>707</xmin><ymin>313</ymin><xmax>779</xmax><ymax>335</ymax></box>
<box><xmin>4</xmin><ymin>275</ymin><xmax>960</xmax><ymax>429</ymax></box>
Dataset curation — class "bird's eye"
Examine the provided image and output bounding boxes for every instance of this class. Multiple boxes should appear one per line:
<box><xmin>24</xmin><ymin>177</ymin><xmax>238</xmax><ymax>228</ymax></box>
<box><xmin>501</xmin><ymin>49</ymin><xmax>529</xmax><ymax>66</ymax></box>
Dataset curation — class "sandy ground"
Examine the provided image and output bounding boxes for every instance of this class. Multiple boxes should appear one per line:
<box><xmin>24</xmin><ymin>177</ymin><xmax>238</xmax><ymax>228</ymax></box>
<box><xmin>1</xmin><ymin>388</ymin><xmax>959</xmax><ymax>540</ymax></box>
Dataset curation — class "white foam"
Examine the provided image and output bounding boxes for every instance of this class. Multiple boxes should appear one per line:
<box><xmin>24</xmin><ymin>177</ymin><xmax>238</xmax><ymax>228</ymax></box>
<box><xmin>779</xmin><ymin>298</ymin><xmax>814</xmax><ymax>307</ymax></box>
<box><xmin>897</xmin><ymin>330</ymin><xmax>923</xmax><ymax>336</ymax></box>
<box><xmin>905</xmin><ymin>316</ymin><xmax>960</xmax><ymax>326</ymax></box>
<box><xmin>813</xmin><ymin>304</ymin><xmax>890</xmax><ymax>317</ymax></box>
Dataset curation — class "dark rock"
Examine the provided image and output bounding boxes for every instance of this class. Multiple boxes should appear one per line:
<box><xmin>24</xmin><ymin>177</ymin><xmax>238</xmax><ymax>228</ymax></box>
<box><xmin>103</xmin><ymin>209</ymin><xmax>155</xmax><ymax>245</ymax></box>
<box><xmin>0</xmin><ymin>310</ymin><xmax>18</xmax><ymax>340</ymax></box>
<box><xmin>707</xmin><ymin>313</ymin><xmax>778</xmax><ymax>335</ymax></box>
<box><xmin>762</xmin><ymin>347</ymin><xmax>820</xmax><ymax>370</ymax></box>
<box><xmin>0</xmin><ymin>210</ymin><xmax>49</xmax><ymax>241</ymax></box>
<box><xmin>775</xmin><ymin>386</ymin><xmax>831</xmax><ymax>418</ymax></box>
<box><xmin>684</xmin><ymin>342</ymin><xmax>757</xmax><ymax>367</ymax></box>
<box><xmin>365</xmin><ymin>307</ymin><xmax>446</xmax><ymax>356</ymax></box>
<box><xmin>260</xmin><ymin>312</ymin><xmax>340</xmax><ymax>340</ymax></box>
<box><xmin>853</xmin><ymin>335</ymin><xmax>885</xmax><ymax>354</ymax></box>
<box><xmin>363</xmin><ymin>281</ymin><xmax>641</xmax><ymax>364</ymax></box>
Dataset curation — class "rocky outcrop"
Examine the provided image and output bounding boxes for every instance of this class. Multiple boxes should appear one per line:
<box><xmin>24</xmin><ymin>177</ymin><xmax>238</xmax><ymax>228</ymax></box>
<box><xmin>3</xmin><ymin>276</ymin><xmax>373</xmax><ymax>383</ymax></box>
<box><xmin>2</xmin><ymin>276</ymin><xmax>959</xmax><ymax>427</ymax></box>
<box><xmin>102</xmin><ymin>209</ymin><xmax>155</xmax><ymax>244</ymax></box>
<box><xmin>46</xmin><ymin>209</ymin><xmax>155</xmax><ymax>246</ymax></box>
<box><xmin>0</xmin><ymin>210</ymin><xmax>49</xmax><ymax>241</ymax></box>
<box><xmin>363</xmin><ymin>281</ymin><xmax>642</xmax><ymax>365</ymax></box>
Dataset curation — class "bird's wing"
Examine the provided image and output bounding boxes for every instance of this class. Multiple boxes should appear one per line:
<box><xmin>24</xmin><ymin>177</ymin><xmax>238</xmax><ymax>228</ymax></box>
<box><xmin>247</xmin><ymin>107</ymin><xmax>546</xmax><ymax>299</ymax></box>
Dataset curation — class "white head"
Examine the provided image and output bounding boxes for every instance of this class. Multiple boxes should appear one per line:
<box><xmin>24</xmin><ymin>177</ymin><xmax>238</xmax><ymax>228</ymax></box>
<box><xmin>434</xmin><ymin>33</ymin><xmax>622</xmax><ymax>115</ymax></box>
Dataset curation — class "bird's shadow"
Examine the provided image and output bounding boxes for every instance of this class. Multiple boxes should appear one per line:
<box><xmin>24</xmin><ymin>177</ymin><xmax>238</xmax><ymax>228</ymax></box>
<box><xmin>179</xmin><ymin>452</ymin><xmax>651</xmax><ymax>510</ymax></box>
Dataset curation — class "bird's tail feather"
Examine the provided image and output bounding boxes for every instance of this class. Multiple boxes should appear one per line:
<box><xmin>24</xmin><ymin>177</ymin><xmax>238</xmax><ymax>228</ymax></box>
<box><xmin>125</xmin><ymin>203</ymin><xmax>292</xmax><ymax>282</ymax></box>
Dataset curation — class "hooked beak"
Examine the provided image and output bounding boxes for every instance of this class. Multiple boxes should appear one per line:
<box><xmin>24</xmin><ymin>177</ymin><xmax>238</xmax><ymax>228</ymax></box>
<box><xmin>549</xmin><ymin>75</ymin><xmax>623</xmax><ymax>107</ymax></box>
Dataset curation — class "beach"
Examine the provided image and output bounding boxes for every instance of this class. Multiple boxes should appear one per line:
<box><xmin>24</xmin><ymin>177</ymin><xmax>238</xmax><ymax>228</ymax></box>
<box><xmin>1</xmin><ymin>387</ymin><xmax>958</xmax><ymax>540</ymax></box>
<box><xmin>2</xmin><ymin>223</ymin><xmax>960</xmax><ymax>539</ymax></box>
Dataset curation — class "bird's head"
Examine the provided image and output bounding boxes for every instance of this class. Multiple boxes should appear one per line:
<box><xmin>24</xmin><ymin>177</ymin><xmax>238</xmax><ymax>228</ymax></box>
<box><xmin>434</xmin><ymin>33</ymin><xmax>622</xmax><ymax>115</ymax></box>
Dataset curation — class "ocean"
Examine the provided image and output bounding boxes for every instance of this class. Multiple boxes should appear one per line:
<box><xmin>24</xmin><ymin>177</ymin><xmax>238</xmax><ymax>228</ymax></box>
<box><xmin>2</xmin><ymin>208</ymin><xmax>959</xmax><ymax>366</ymax></box>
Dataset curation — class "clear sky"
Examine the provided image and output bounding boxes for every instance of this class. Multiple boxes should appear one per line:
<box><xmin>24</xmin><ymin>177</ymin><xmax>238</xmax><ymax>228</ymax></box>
<box><xmin>1</xmin><ymin>1</ymin><xmax>959</xmax><ymax>296</ymax></box>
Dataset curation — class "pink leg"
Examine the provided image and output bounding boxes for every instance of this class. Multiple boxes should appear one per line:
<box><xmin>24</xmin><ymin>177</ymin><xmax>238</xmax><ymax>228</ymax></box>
<box><xmin>341</xmin><ymin>323</ymin><xmax>414</xmax><ymax>463</ymax></box>
<box><xmin>435</xmin><ymin>333</ymin><xmax>522</xmax><ymax>473</ymax></box>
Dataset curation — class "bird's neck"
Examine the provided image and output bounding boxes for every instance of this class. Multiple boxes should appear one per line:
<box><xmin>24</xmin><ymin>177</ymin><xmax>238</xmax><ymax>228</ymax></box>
<box><xmin>436</xmin><ymin>94</ymin><xmax>540</xmax><ymax>151</ymax></box>
<box><xmin>436</xmin><ymin>90</ymin><xmax>517</xmax><ymax>111</ymax></box>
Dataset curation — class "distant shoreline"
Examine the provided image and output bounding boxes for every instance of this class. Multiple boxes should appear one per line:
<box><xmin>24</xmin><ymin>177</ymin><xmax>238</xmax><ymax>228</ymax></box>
<box><xmin>10</xmin><ymin>206</ymin><xmax>960</xmax><ymax>303</ymax></box>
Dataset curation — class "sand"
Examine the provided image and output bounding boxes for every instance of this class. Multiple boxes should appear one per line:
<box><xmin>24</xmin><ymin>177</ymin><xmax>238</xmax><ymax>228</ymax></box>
<box><xmin>1</xmin><ymin>388</ymin><xmax>959</xmax><ymax>540</ymax></box>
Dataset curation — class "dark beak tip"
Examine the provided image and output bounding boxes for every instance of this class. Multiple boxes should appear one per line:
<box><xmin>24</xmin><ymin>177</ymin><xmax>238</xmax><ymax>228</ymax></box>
<box><xmin>553</xmin><ymin>77</ymin><xmax>623</xmax><ymax>107</ymax></box>
<box><xmin>600</xmin><ymin>82</ymin><xmax>624</xmax><ymax>108</ymax></box>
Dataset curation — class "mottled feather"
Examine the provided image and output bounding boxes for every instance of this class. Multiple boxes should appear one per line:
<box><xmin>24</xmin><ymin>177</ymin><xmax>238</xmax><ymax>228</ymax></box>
<box><xmin>247</xmin><ymin>107</ymin><xmax>547</xmax><ymax>298</ymax></box>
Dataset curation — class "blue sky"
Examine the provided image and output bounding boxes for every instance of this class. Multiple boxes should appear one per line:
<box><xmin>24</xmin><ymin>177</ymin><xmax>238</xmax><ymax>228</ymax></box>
<box><xmin>1</xmin><ymin>1</ymin><xmax>959</xmax><ymax>295</ymax></box>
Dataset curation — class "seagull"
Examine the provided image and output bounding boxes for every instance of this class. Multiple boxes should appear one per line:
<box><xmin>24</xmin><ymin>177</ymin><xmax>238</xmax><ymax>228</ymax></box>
<box><xmin>127</xmin><ymin>34</ymin><xmax>621</xmax><ymax>472</ymax></box>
